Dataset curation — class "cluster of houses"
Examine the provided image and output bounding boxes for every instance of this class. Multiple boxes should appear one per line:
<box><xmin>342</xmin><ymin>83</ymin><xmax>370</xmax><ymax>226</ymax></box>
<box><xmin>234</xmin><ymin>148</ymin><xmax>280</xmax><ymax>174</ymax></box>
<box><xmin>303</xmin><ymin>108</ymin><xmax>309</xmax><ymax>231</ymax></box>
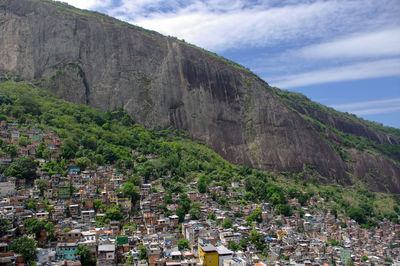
<box><xmin>0</xmin><ymin>121</ymin><xmax>399</xmax><ymax>265</ymax></box>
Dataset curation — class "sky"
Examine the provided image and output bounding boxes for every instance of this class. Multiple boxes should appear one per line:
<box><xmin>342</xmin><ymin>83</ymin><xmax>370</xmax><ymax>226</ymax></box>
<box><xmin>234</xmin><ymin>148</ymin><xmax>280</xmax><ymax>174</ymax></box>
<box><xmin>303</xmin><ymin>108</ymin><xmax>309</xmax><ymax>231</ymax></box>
<box><xmin>63</xmin><ymin>0</ymin><xmax>400</xmax><ymax>129</ymax></box>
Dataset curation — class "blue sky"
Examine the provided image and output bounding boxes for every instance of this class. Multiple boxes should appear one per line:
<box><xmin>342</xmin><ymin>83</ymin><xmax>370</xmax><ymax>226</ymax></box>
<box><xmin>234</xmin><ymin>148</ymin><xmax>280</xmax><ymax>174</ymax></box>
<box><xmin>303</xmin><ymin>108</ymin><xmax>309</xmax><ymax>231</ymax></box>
<box><xmin>63</xmin><ymin>0</ymin><xmax>400</xmax><ymax>129</ymax></box>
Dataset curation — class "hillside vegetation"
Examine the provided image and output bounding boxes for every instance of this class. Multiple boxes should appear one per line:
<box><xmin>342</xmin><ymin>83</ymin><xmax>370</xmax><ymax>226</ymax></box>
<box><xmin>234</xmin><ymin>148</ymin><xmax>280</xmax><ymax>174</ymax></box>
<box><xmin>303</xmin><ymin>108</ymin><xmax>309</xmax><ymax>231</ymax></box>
<box><xmin>273</xmin><ymin>88</ymin><xmax>400</xmax><ymax>162</ymax></box>
<box><xmin>1</xmin><ymin>77</ymin><xmax>399</xmax><ymax>228</ymax></box>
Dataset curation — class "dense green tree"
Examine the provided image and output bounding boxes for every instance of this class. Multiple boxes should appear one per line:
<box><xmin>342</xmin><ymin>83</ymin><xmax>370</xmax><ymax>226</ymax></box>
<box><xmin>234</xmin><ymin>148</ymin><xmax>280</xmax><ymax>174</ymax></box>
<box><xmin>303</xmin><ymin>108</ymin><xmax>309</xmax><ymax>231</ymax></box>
<box><xmin>177</xmin><ymin>238</ymin><xmax>190</xmax><ymax>250</ymax></box>
<box><xmin>76</xmin><ymin>245</ymin><xmax>96</xmax><ymax>266</ymax></box>
<box><xmin>328</xmin><ymin>239</ymin><xmax>341</xmax><ymax>246</ymax></box>
<box><xmin>4</xmin><ymin>156</ymin><xmax>36</xmax><ymax>181</ymax></box>
<box><xmin>60</xmin><ymin>138</ymin><xmax>78</xmax><ymax>159</ymax></box>
<box><xmin>36</xmin><ymin>180</ymin><xmax>48</xmax><ymax>196</ymax></box>
<box><xmin>287</xmin><ymin>186</ymin><xmax>299</xmax><ymax>198</ymax></box>
<box><xmin>393</xmin><ymin>205</ymin><xmax>400</xmax><ymax>215</ymax></box>
<box><xmin>217</xmin><ymin>197</ymin><xmax>227</xmax><ymax>205</ymax></box>
<box><xmin>138</xmin><ymin>245</ymin><xmax>147</xmax><ymax>261</ymax></box>
<box><xmin>125</xmin><ymin>159</ymin><xmax>134</xmax><ymax>169</ymax></box>
<box><xmin>76</xmin><ymin>157</ymin><xmax>91</xmax><ymax>170</ymax></box>
<box><xmin>81</xmin><ymin>135</ymin><xmax>97</xmax><ymax>150</ymax></box>
<box><xmin>135</xmin><ymin>161</ymin><xmax>155</xmax><ymax>179</ymax></box>
<box><xmin>246</xmin><ymin>208</ymin><xmax>262</xmax><ymax>224</ymax></box>
<box><xmin>105</xmin><ymin>205</ymin><xmax>123</xmax><ymax>221</ymax></box>
<box><xmin>240</xmin><ymin>238</ymin><xmax>248</xmax><ymax>251</ymax></box>
<box><xmin>41</xmin><ymin>161</ymin><xmax>63</xmax><ymax>176</ymax></box>
<box><xmin>121</xmin><ymin>113</ymin><xmax>134</xmax><ymax>126</ymax></box>
<box><xmin>102</xmin><ymin>147</ymin><xmax>117</xmax><ymax>163</ymax></box>
<box><xmin>95</xmin><ymin>154</ymin><xmax>105</xmax><ymax>165</ymax></box>
<box><xmin>176</xmin><ymin>208</ymin><xmax>186</xmax><ymax>223</ymax></box>
<box><xmin>207</xmin><ymin>212</ymin><xmax>216</xmax><ymax>220</ymax></box>
<box><xmin>197</xmin><ymin>180</ymin><xmax>207</xmax><ymax>193</ymax></box>
<box><xmin>222</xmin><ymin>217</ymin><xmax>233</xmax><ymax>229</ymax></box>
<box><xmin>210</xmin><ymin>191</ymin><xmax>217</xmax><ymax>201</ymax></box>
<box><xmin>178</xmin><ymin>194</ymin><xmax>191</xmax><ymax>213</ymax></box>
<box><xmin>262</xmin><ymin>247</ymin><xmax>269</xmax><ymax>257</ymax></box>
<box><xmin>347</xmin><ymin>206</ymin><xmax>366</xmax><ymax>224</ymax></box>
<box><xmin>15</xmin><ymin>96</ymin><xmax>41</xmax><ymax>115</ymax></box>
<box><xmin>0</xmin><ymin>217</ymin><xmax>11</xmax><ymax>237</ymax></box>
<box><xmin>228</xmin><ymin>241</ymin><xmax>239</xmax><ymax>251</ymax></box>
<box><xmin>163</xmin><ymin>194</ymin><xmax>173</xmax><ymax>204</ymax></box>
<box><xmin>165</xmin><ymin>182</ymin><xmax>184</xmax><ymax>194</ymax></box>
<box><xmin>276</xmin><ymin>204</ymin><xmax>293</xmax><ymax>217</ymax></box>
<box><xmin>0</xmin><ymin>93</ymin><xmax>12</xmax><ymax>105</ymax></box>
<box><xmin>249</xmin><ymin>229</ymin><xmax>266</xmax><ymax>251</ymax></box>
<box><xmin>93</xmin><ymin>199</ymin><xmax>105</xmax><ymax>213</ymax></box>
<box><xmin>25</xmin><ymin>198</ymin><xmax>37</xmax><ymax>211</ymax></box>
<box><xmin>189</xmin><ymin>203</ymin><xmax>201</xmax><ymax>220</ymax></box>
<box><xmin>18</xmin><ymin>136</ymin><xmax>30</xmax><ymax>147</ymax></box>
<box><xmin>4</xmin><ymin>144</ymin><xmax>17</xmax><ymax>157</ymax></box>
<box><xmin>297</xmin><ymin>193</ymin><xmax>310</xmax><ymax>206</ymax></box>
<box><xmin>121</xmin><ymin>182</ymin><xmax>140</xmax><ymax>206</ymax></box>
<box><xmin>45</xmin><ymin>221</ymin><xmax>56</xmax><ymax>240</ymax></box>
<box><xmin>269</xmin><ymin>191</ymin><xmax>286</xmax><ymax>206</ymax></box>
<box><xmin>244</xmin><ymin>192</ymin><xmax>257</xmax><ymax>202</ymax></box>
<box><xmin>11</xmin><ymin>237</ymin><xmax>38</xmax><ymax>264</ymax></box>
<box><xmin>197</xmin><ymin>175</ymin><xmax>209</xmax><ymax>193</ymax></box>
<box><xmin>126</xmin><ymin>255</ymin><xmax>134</xmax><ymax>265</ymax></box>
<box><xmin>23</xmin><ymin>218</ymin><xmax>55</xmax><ymax>241</ymax></box>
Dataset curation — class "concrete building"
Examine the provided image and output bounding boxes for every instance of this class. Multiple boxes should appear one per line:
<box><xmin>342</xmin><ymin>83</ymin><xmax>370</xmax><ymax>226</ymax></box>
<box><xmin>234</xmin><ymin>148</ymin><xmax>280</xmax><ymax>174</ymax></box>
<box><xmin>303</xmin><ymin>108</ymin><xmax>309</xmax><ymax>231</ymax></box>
<box><xmin>198</xmin><ymin>243</ymin><xmax>218</xmax><ymax>266</ymax></box>
<box><xmin>0</xmin><ymin>177</ymin><xmax>15</xmax><ymax>197</ymax></box>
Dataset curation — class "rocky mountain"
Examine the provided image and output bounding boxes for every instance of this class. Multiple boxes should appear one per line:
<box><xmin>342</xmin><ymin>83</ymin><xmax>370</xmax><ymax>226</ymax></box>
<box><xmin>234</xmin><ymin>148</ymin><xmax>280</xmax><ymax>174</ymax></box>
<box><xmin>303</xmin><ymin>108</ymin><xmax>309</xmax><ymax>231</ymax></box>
<box><xmin>1</xmin><ymin>0</ymin><xmax>399</xmax><ymax>193</ymax></box>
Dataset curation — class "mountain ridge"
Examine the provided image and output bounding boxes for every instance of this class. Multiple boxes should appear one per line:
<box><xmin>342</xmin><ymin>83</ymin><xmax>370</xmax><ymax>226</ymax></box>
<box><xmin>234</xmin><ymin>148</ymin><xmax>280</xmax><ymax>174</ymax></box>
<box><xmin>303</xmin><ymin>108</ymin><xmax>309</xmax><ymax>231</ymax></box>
<box><xmin>0</xmin><ymin>0</ymin><xmax>399</xmax><ymax>193</ymax></box>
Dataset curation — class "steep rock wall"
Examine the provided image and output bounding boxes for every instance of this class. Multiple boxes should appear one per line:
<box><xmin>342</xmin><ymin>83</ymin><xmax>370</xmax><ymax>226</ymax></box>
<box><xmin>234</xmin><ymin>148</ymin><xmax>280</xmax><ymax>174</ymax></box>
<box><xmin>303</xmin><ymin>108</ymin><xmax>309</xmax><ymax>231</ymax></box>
<box><xmin>1</xmin><ymin>0</ymin><xmax>399</xmax><ymax>192</ymax></box>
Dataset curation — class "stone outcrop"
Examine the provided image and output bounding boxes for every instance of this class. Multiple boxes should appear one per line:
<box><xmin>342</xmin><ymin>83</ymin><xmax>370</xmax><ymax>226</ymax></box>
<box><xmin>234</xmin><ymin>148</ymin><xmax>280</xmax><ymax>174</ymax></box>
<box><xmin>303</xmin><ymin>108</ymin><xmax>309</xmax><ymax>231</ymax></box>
<box><xmin>1</xmin><ymin>0</ymin><xmax>399</xmax><ymax>192</ymax></box>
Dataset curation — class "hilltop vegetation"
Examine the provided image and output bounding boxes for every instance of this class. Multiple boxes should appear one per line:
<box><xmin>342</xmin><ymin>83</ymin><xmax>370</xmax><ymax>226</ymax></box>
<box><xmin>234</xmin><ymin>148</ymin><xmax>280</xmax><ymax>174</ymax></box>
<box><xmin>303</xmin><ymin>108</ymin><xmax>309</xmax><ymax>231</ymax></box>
<box><xmin>273</xmin><ymin>88</ymin><xmax>400</xmax><ymax>162</ymax></box>
<box><xmin>0</xmin><ymin>78</ymin><xmax>399</xmax><ymax>228</ymax></box>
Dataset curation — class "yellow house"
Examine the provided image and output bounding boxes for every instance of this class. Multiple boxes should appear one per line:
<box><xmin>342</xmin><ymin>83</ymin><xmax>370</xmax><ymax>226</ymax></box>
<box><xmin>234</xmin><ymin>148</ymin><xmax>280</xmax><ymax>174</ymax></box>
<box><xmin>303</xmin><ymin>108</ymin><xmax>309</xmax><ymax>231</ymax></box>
<box><xmin>198</xmin><ymin>243</ymin><xmax>218</xmax><ymax>266</ymax></box>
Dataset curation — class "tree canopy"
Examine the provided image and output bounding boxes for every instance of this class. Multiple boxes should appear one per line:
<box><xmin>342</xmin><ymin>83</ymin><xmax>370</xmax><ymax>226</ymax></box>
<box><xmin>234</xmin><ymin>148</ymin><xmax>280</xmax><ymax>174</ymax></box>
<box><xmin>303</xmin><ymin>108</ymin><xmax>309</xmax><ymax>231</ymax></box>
<box><xmin>4</xmin><ymin>156</ymin><xmax>36</xmax><ymax>181</ymax></box>
<box><xmin>121</xmin><ymin>182</ymin><xmax>140</xmax><ymax>206</ymax></box>
<box><xmin>0</xmin><ymin>217</ymin><xmax>11</xmax><ymax>237</ymax></box>
<box><xmin>11</xmin><ymin>237</ymin><xmax>38</xmax><ymax>264</ymax></box>
<box><xmin>177</xmin><ymin>238</ymin><xmax>189</xmax><ymax>250</ymax></box>
<box><xmin>222</xmin><ymin>217</ymin><xmax>233</xmax><ymax>229</ymax></box>
<box><xmin>76</xmin><ymin>245</ymin><xmax>96</xmax><ymax>266</ymax></box>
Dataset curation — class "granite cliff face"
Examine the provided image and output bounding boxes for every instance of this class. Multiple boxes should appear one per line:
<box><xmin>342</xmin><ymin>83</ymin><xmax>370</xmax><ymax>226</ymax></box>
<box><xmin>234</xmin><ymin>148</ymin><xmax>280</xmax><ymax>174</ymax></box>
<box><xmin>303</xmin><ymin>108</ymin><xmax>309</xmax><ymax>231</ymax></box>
<box><xmin>1</xmin><ymin>0</ymin><xmax>399</xmax><ymax>192</ymax></box>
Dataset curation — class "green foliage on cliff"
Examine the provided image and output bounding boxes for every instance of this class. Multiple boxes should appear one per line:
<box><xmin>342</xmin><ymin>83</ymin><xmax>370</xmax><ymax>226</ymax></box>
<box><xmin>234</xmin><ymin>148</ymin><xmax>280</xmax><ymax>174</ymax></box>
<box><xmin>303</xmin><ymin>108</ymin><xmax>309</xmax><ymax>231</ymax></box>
<box><xmin>273</xmin><ymin>88</ymin><xmax>400</xmax><ymax>163</ymax></box>
<box><xmin>0</xmin><ymin>80</ymin><xmax>399</xmax><ymax>226</ymax></box>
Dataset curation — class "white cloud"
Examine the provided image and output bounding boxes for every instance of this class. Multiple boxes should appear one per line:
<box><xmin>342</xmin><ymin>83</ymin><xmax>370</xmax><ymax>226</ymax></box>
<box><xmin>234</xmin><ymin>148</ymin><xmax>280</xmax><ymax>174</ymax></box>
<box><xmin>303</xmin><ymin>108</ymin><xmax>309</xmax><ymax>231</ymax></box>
<box><xmin>59</xmin><ymin>0</ymin><xmax>400</xmax><ymax>54</ymax></box>
<box><xmin>297</xmin><ymin>28</ymin><xmax>400</xmax><ymax>59</ymax></box>
<box><xmin>331</xmin><ymin>98</ymin><xmax>400</xmax><ymax>110</ymax></box>
<box><xmin>108</xmin><ymin>0</ymin><xmax>400</xmax><ymax>51</ymax></box>
<box><xmin>353</xmin><ymin>106</ymin><xmax>400</xmax><ymax>115</ymax></box>
<box><xmin>247</xmin><ymin>27</ymin><xmax>400</xmax><ymax>77</ymax></box>
<box><xmin>132</xmin><ymin>1</ymin><xmax>335</xmax><ymax>50</ymax></box>
<box><xmin>330</xmin><ymin>98</ymin><xmax>400</xmax><ymax>115</ymax></box>
<box><xmin>269</xmin><ymin>58</ymin><xmax>400</xmax><ymax>88</ymax></box>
